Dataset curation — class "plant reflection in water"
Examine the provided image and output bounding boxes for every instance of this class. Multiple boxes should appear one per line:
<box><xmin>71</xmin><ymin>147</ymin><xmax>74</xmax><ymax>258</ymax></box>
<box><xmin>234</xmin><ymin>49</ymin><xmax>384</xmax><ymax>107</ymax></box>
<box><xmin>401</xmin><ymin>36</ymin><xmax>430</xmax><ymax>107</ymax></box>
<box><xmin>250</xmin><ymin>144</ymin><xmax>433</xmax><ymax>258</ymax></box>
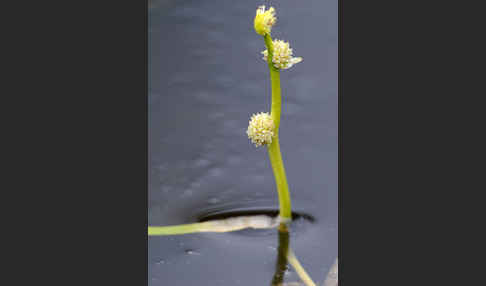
<box><xmin>149</xmin><ymin>216</ymin><xmax>321</xmax><ymax>286</ymax></box>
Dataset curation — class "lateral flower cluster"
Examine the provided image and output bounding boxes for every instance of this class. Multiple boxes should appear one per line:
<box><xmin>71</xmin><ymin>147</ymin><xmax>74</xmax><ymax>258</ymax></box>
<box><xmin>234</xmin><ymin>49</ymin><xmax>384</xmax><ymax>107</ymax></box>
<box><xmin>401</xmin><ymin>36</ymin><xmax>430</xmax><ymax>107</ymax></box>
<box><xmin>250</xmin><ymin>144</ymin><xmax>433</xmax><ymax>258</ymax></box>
<box><xmin>253</xmin><ymin>6</ymin><xmax>302</xmax><ymax>70</ymax></box>
<box><xmin>262</xmin><ymin>39</ymin><xmax>303</xmax><ymax>70</ymax></box>
<box><xmin>246</xmin><ymin>112</ymin><xmax>275</xmax><ymax>147</ymax></box>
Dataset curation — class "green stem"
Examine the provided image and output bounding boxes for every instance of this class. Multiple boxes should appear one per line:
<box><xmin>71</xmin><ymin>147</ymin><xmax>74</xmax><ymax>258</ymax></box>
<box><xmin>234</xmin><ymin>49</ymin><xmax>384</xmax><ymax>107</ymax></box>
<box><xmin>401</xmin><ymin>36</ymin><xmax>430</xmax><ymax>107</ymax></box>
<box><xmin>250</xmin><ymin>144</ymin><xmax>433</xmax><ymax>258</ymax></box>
<box><xmin>148</xmin><ymin>222</ymin><xmax>212</xmax><ymax>236</ymax></box>
<box><xmin>148</xmin><ymin>215</ymin><xmax>279</xmax><ymax>236</ymax></box>
<box><xmin>264</xmin><ymin>33</ymin><xmax>292</xmax><ymax>220</ymax></box>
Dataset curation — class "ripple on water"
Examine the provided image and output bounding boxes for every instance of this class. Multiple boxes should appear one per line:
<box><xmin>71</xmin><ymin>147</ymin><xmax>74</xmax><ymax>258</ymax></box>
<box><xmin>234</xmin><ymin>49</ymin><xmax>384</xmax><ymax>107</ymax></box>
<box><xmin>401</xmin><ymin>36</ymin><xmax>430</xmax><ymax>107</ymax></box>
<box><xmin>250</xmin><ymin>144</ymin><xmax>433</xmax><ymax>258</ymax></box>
<box><xmin>181</xmin><ymin>189</ymin><xmax>194</xmax><ymax>198</ymax></box>
<box><xmin>208</xmin><ymin>111</ymin><xmax>225</xmax><ymax>120</ymax></box>
<box><xmin>161</xmin><ymin>186</ymin><xmax>172</xmax><ymax>193</ymax></box>
<box><xmin>193</xmin><ymin>158</ymin><xmax>211</xmax><ymax>168</ymax></box>
<box><xmin>251</xmin><ymin>174</ymin><xmax>266</xmax><ymax>184</ymax></box>
<box><xmin>227</xmin><ymin>155</ymin><xmax>242</xmax><ymax>165</ymax></box>
<box><xmin>207</xmin><ymin>197</ymin><xmax>221</xmax><ymax>204</ymax></box>
<box><xmin>222</xmin><ymin>119</ymin><xmax>239</xmax><ymax>131</ymax></box>
<box><xmin>185</xmin><ymin>249</ymin><xmax>201</xmax><ymax>255</ymax></box>
<box><xmin>207</xmin><ymin>167</ymin><xmax>223</xmax><ymax>177</ymax></box>
<box><xmin>189</xmin><ymin>180</ymin><xmax>202</xmax><ymax>189</ymax></box>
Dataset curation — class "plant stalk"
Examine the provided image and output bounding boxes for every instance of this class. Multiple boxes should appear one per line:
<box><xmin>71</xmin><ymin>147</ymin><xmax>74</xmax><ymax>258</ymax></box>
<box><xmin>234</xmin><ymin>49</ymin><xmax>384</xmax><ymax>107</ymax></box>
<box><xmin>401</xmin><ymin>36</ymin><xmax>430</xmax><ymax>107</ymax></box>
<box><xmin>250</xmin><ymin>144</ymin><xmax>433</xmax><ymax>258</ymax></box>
<box><xmin>148</xmin><ymin>222</ymin><xmax>212</xmax><ymax>235</ymax></box>
<box><xmin>287</xmin><ymin>247</ymin><xmax>317</xmax><ymax>286</ymax></box>
<box><xmin>264</xmin><ymin>33</ymin><xmax>292</xmax><ymax>220</ymax></box>
<box><xmin>148</xmin><ymin>215</ymin><xmax>279</xmax><ymax>236</ymax></box>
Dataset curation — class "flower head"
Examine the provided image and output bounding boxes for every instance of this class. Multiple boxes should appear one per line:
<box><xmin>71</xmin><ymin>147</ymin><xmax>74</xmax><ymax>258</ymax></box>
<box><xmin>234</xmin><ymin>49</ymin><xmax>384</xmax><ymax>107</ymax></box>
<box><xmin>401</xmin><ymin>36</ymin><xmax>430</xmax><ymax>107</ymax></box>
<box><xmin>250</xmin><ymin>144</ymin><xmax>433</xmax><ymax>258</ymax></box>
<box><xmin>246</xmin><ymin>112</ymin><xmax>275</xmax><ymax>147</ymax></box>
<box><xmin>254</xmin><ymin>5</ymin><xmax>276</xmax><ymax>36</ymax></box>
<box><xmin>262</xmin><ymin>39</ymin><xmax>303</xmax><ymax>70</ymax></box>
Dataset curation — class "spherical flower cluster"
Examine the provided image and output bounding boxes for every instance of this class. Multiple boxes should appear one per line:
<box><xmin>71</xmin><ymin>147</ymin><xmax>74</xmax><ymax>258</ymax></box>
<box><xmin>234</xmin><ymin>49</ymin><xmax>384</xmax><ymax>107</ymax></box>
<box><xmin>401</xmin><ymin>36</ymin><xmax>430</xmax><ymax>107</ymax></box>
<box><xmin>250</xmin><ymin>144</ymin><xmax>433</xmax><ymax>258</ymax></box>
<box><xmin>254</xmin><ymin>5</ymin><xmax>276</xmax><ymax>36</ymax></box>
<box><xmin>262</xmin><ymin>39</ymin><xmax>303</xmax><ymax>70</ymax></box>
<box><xmin>246</xmin><ymin>112</ymin><xmax>275</xmax><ymax>147</ymax></box>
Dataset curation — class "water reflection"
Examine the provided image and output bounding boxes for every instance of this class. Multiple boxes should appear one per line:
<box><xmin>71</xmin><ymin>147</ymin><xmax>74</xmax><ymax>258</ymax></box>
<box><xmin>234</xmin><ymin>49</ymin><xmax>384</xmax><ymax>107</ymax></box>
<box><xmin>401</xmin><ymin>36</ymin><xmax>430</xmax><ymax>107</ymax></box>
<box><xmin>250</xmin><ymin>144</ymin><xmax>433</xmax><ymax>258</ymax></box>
<box><xmin>148</xmin><ymin>216</ymin><xmax>334</xmax><ymax>285</ymax></box>
<box><xmin>272</xmin><ymin>223</ymin><xmax>324</xmax><ymax>286</ymax></box>
<box><xmin>271</xmin><ymin>225</ymin><xmax>290</xmax><ymax>285</ymax></box>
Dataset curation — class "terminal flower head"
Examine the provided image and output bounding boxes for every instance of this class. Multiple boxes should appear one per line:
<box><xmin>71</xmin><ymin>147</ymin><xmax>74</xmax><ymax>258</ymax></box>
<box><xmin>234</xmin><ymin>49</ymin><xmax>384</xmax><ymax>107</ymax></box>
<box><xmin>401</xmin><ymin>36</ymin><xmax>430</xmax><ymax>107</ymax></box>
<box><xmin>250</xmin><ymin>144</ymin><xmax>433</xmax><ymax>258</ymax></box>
<box><xmin>247</xmin><ymin>112</ymin><xmax>275</xmax><ymax>147</ymax></box>
<box><xmin>254</xmin><ymin>5</ymin><xmax>276</xmax><ymax>36</ymax></box>
<box><xmin>262</xmin><ymin>39</ymin><xmax>303</xmax><ymax>70</ymax></box>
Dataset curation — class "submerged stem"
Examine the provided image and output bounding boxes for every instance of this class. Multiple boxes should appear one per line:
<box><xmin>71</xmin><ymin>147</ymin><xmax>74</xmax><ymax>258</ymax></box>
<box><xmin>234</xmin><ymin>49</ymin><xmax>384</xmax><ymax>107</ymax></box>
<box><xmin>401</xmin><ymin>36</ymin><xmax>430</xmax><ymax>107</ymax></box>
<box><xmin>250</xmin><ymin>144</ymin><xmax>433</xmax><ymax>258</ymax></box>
<box><xmin>263</xmin><ymin>33</ymin><xmax>292</xmax><ymax>220</ymax></box>
<box><xmin>287</xmin><ymin>248</ymin><xmax>317</xmax><ymax>286</ymax></box>
<box><xmin>273</xmin><ymin>225</ymin><xmax>316</xmax><ymax>286</ymax></box>
<box><xmin>272</xmin><ymin>226</ymin><xmax>290</xmax><ymax>285</ymax></box>
<box><xmin>148</xmin><ymin>222</ymin><xmax>212</xmax><ymax>235</ymax></box>
<box><xmin>148</xmin><ymin>215</ymin><xmax>279</xmax><ymax>236</ymax></box>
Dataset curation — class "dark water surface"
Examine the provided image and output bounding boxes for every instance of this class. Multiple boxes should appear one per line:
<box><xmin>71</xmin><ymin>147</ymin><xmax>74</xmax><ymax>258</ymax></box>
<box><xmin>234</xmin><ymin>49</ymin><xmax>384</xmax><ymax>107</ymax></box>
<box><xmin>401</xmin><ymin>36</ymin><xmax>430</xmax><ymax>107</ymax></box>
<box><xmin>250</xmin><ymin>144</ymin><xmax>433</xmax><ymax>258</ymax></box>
<box><xmin>149</xmin><ymin>0</ymin><xmax>337</xmax><ymax>285</ymax></box>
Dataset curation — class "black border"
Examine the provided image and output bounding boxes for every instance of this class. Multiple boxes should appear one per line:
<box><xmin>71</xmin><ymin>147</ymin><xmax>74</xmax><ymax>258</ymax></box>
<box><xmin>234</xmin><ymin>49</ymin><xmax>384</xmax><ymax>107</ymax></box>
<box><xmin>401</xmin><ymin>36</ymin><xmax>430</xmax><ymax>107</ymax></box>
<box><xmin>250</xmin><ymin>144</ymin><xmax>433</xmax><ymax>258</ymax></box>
<box><xmin>12</xmin><ymin>0</ymin><xmax>149</xmax><ymax>284</ymax></box>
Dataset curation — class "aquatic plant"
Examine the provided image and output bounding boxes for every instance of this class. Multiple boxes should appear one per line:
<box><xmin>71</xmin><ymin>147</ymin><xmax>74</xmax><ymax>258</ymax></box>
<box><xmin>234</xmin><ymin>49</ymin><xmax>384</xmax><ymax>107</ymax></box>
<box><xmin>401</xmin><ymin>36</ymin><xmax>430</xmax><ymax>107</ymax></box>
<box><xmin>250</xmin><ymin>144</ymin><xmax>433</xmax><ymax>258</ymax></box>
<box><xmin>149</xmin><ymin>5</ymin><xmax>302</xmax><ymax>235</ymax></box>
<box><xmin>248</xmin><ymin>5</ymin><xmax>302</xmax><ymax>222</ymax></box>
<box><xmin>148</xmin><ymin>6</ymin><xmax>319</xmax><ymax>286</ymax></box>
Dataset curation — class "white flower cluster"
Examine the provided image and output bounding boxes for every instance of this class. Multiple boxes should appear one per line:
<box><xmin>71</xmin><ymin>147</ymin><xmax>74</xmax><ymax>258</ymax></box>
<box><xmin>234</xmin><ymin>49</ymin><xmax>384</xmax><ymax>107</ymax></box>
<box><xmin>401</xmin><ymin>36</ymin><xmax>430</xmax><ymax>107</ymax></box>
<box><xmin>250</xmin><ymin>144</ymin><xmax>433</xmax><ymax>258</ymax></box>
<box><xmin>262</xmin><ymin>39</ymin><xmax>303</xmax><ymax>70</ymax></box>
<box><xmin>246</xmin><ymin>112</ymin><xmax>275</xmax><ymax>147</ymax></box>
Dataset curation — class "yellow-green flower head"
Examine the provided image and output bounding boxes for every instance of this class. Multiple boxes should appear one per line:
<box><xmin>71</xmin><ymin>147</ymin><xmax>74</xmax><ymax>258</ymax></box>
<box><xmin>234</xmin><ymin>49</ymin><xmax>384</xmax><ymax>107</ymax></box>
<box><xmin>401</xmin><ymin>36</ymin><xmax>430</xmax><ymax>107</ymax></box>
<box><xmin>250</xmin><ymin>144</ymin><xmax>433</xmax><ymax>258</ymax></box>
<box><xmin>254</xmin><ymin>5</ymin><xmax>276</xmax><ymax>36</ymax></box>
<box><xmin>246</xmin><ymin>112</ymin><xmax>275</xmax><ymax>147</ymax></box>
<box><xmin>262</xmin><ymin>39</ymin><xmax>303</xmax><ymax>70</ymax></box>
